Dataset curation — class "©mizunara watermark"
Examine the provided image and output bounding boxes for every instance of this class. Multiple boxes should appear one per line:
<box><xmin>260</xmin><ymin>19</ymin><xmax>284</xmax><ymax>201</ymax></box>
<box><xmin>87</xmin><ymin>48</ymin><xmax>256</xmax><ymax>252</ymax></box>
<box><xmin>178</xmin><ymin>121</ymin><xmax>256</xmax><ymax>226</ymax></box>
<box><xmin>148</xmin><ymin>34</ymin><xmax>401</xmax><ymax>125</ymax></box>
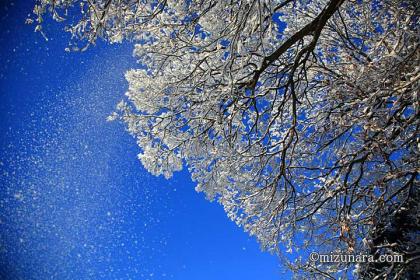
<box><xmin>309</xmin><ymin>252</ymin><xmax>404</xmax><ymax>264</ymax></box>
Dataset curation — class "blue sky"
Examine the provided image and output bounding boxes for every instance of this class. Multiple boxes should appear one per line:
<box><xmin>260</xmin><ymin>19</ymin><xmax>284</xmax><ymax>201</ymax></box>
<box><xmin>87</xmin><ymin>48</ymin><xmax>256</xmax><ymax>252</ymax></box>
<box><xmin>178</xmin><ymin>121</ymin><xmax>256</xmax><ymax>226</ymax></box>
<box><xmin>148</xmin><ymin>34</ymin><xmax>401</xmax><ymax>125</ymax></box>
<box><xmin>0</xmin><ymin>1</ymin><xmax>285</xmax><ymax>279</ymax></box>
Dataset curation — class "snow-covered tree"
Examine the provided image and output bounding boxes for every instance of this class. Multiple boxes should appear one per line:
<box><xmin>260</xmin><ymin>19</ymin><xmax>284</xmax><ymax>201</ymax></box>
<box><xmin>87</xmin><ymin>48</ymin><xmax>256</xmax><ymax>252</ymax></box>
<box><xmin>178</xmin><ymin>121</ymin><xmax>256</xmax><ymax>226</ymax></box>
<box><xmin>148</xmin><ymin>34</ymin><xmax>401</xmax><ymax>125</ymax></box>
<box><xmin>33</xmin><ymin>0</ymin><xmax>419</xmax><ymax>278</ymax></box>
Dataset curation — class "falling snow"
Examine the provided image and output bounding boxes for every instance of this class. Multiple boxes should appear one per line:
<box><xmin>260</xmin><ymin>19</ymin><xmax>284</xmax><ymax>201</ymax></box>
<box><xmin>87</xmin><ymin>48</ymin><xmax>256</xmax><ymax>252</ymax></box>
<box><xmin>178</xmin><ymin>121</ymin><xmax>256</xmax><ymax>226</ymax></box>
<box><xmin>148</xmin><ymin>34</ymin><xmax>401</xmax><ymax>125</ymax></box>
<box><xmin>1</xmin><ymin>2</ymin><xmax>285</xmax><ymax>280</ymax></box>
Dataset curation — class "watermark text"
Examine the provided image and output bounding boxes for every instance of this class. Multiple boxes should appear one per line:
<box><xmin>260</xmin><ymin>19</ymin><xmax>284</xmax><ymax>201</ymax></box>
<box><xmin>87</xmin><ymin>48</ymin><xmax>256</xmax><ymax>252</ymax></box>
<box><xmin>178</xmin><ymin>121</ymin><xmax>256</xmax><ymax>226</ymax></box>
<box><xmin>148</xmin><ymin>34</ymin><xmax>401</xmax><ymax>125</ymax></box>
<box><xmin>309</xmin><ymin>252</ymin><xmax>404</xmax><ymax>263</ymax></box>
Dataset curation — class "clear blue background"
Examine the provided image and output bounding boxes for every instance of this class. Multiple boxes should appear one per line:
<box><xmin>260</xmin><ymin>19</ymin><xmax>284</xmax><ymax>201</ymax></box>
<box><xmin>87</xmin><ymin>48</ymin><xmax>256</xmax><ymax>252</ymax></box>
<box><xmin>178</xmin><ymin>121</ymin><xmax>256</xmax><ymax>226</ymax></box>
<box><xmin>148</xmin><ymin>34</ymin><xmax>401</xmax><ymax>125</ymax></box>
<box><xmin>0</xmin><ymin>1</ymin><xmax>285</xmax><ymax>279</ymax></box>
